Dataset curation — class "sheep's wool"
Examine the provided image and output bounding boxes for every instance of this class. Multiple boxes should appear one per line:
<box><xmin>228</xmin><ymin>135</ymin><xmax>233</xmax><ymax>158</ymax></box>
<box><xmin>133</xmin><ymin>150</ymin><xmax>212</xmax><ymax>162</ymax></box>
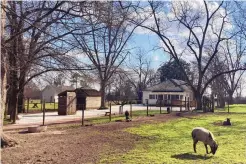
<box><xmin>192</xmin><ymin>127</ymin><xmax>215</xmax><ymax>146</ymax></box>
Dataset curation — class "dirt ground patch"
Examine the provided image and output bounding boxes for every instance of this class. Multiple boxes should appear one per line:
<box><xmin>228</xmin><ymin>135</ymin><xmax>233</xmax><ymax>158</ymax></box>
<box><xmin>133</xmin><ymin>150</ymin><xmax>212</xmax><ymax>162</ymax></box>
<box><xmin>1</xmin><ymin>113</ymin><xmax>201</xmax><ymax>164</ymax></box>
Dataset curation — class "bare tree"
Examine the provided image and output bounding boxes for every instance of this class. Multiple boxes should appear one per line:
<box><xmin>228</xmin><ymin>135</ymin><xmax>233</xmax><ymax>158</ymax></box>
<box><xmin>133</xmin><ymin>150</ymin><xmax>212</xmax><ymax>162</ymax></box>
<box><xmin>2</xmin><ymin>1</ymin><xmax>79</xmax><ymax>122</ymax></box>
<box><xmin>140</xmin><ymin>1</ymin><xmax>245</xmax><ymax>111</ymax></box>
<box><xmin>1</xmin><ymin>1</ymin><xmax>96</xmax><ymax>146</ymax></box>
<box><xmin>0</xmin><ymin>0</ymin><xmax>18</xmax><ymax>149</ymax></box>
<box><xmin>106</xmin><ymin>71</ymin><xmax>136</xmax><ymax>105</ymax></box>
<box><xmin>124</xmin><ymin>49</ymin><xmax>156</xmax><ymax>102</ymax></box>
<box><xmin>208</xmin><ymin>56</ymin><xmax>227</xmax><ymax>108</ymax></box>
<box><xmin>221</xmin><ymin>36</ymin><xmax>246</xmax><ymax>104</ymax></box>
<box><xmin>69</xmin><ymin>2</ymin><xmax>142</xmax><ymax>109</ymax></box>
<box><xmin>235</xmin><ymin>78</ymin><xmax>245</xmax><ymax>99</ymax></box>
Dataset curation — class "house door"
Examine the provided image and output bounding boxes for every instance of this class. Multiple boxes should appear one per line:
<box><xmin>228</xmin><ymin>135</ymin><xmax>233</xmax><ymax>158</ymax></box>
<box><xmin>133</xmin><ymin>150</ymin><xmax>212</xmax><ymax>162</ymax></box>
<box><xmin>77</xmin><ymin>96</ymin><xmax>86</xmax><ymax>110</ymax></box>
<box><xmin>158</xmin><ymin>95</ymin><xmax>163</xmax><ymax>100</ymax></box>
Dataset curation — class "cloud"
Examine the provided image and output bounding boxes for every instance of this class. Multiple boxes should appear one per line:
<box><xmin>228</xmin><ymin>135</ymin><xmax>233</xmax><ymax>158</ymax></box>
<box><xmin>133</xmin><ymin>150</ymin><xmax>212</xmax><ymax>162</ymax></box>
<box><xmin>134</xmin><ymin>26</ymin><xmax>154</xmax><ymax>35</ymax></box>
<box><xmin>153</xmin><ymin>55</ymin><xmax>159</xmax><ymax>61</ymax></box>
<box><xmin>148</xmin><ymin>1</ymin><xmax>235</xmax><ymax>64</ymax></box>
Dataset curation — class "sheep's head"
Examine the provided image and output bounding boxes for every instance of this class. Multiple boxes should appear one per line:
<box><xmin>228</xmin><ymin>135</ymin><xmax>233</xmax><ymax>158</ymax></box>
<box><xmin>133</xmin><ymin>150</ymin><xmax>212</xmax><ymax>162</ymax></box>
<box><xmin>211</xmin><ymin>143</ymin><xmax>218</xmax><ymax>155</ymax></box>
<box><xmin>208</xmin><ymin>132</ymin><xmax>218</xmax><ymax>155</ymax></box>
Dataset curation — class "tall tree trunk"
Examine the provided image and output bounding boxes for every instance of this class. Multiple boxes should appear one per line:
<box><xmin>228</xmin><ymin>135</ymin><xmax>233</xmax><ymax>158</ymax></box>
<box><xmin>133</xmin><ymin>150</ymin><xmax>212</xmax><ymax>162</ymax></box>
<box><xmin>17</xmin><ymin>91</ymin><xmax>24</xmax><ymax>113</ymax></box>
<box><xmin>217</xmin><ymin>94</ymin><xmax>225</xmax><ymax>108</ymax></box>
<box><xmin>211</xmin><ymin>92</ymin><xmax>215</xmax><ymax>113</ymax></box>
<box><xmin>1</xmin><ymin>37</ymin><xmax>9</xmax><ymax>150</ymax></box>
<box><xmin>17</xmin><ymin>71</ymin><xmax>26</xmax><ymax>113</ymax></box>
<box><xmin>195</xmin><ymin>92</ymin><xmax>203</xmax><ymax>112</ymax></box>
<box><xmin>8</xmin><ymin>1</ymin><xmax>19</xmax><ymax>123</ymax></box>
<box><xmin>1</xmin><ymin>0</ymin><xmax>7</xmax><ymax>120</ymax></box>
<box><xmin>136</xmin><ymin>86</ymin><xmax>142</xmax><ymax>103</ymax></box>
<box><xmin>228</xmin><ymin>92</ymin><xmax>233</xmax><ymax>105</ymax></box>
<box><xmin>1</xmin><ymin>0</ymin><xmax>18</xmax><ymax>149</ymax></box>
<box><xmin>8</xmin><ymin>37</ymin><xmax>19</xmax><ymax>123</ymax></box>
<box><xmin>8</xmin><ymin>45</ymin><xmax>19</xmax><ymax>123</ymax></box>
<box><xmin>8</xmin><ymin>82</ymin><xmax>18</xmax><ymax>123</ymax></box>
<box><xmin>100</xmin><ymin>80</ymin><xmax>107</xmax><ymax>109</ymax></box>
<box><xmin>6</xmin><ymin>89</ymin><xmax>11</xmax><ymax>115</ymax></box>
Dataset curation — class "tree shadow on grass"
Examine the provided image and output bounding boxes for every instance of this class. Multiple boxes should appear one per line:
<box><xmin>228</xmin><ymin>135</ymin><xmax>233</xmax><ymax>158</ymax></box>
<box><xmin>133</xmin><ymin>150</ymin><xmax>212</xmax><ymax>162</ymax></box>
<box><xmin>171</xmin><ymin>153</ymin><xmax>213</xmax><ymax>160</ymax></box>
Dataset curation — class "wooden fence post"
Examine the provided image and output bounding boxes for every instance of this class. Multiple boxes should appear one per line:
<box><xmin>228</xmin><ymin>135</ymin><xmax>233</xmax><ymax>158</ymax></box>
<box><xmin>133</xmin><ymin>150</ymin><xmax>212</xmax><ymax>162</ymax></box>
<box><xmin>228</xmin><ymin>100</ymin><xmax>230</xmax><ymax>113</ymax></box>
<box><xmin>40</xmin><ymin>99</ymin><xmax>43</xmax><ymax>112</ymax></box>
<box><xmin>180</xmin><ymin>100</ymin><xmax>182</xmax><ymax>112</ymax></box>
<box><xmin>171</xmin><ymin>100</ymin><xmax>173</xmax><ymax>112</ymax></box>
<box><xmin>27</xmin><ymin>98</ymin><xmax>30</xmax><ymax>113</ymax></box>
<box><xmin>188</xmin><ymin>97</ymin><xmax>190</xmax><ymax>111</ymax></box>
<box><xmin>185</xmin><ymin>97</ymin><xmax>187</xmax><ymax>111</ymax></box>
<box><xmin>43</xmin><ymin>100</ymin><xmax>45</xmax><ymax>126</ymax></box>
<box><xmin>82</xmin><ymin>104</ymin><xmax>85</xmax><ymax>126</ymax></box>
<box><xmin>130</xmin><ymin>102</ymin><xmax>132</xmax><ymax>119</ymax></box>
<box><xmin>54</xmin><ymin>98</ymin><xmax>56</xmax><ymax>110</ymax></box>
<box><xmin>146</xmin><ymin>99</ymin><xmax>149</xmax><ymax>116</ymax></box>
<box><xmin>212</xmin><ymin>96</ymin><xmax>214</xmax><ymax>112</ymax></box>
<box><xmin>109</xmin><ymin>103</ymin><xmax>111</xmax><ymax>122</ymax></box>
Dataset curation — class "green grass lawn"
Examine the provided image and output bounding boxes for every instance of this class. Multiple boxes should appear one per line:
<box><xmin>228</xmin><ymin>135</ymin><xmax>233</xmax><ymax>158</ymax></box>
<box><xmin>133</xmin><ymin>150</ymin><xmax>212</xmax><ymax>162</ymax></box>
<box><xmin>24</xmin><ymin>102</ymin><xmax>58</xmax><ymax>112</ymax></box>
<box><xmin>23</xmin><ymin>99</ymin><xmax>58</xmax><ymax>112</ymax></box>
<box><xmin>100</xmin><ymin>105</ymin><xmax>246</xmax><ymax>163</ymax></box>
<box><xmin>216</xmin><ymin>104</ymin><xmax>246</xmax><ymax>113</ymax></box>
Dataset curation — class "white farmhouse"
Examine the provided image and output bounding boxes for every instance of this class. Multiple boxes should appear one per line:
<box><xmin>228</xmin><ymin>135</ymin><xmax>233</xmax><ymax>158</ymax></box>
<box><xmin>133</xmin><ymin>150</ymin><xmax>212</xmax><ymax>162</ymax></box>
<box><xmin>142</xmin><ymin>79</ymin><xmax>194</xmax><ymax>105</ymax></box>
<box><xmin>42</xmin><ymin>85</ymin><xmax>74</xmax><ymax>103</ymax></box>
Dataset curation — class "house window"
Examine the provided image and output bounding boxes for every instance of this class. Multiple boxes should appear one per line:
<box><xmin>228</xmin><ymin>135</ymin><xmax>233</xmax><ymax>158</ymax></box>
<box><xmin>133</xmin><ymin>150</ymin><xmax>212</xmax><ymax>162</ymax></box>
<box><xmin>158</xmin><ymin>95</ymin><xmax>163</xmax><ymax>100</ymax></box>
<box><xmin>149</xmin><ymin>94</ymin><xmax>155</xmax><ymax>99</ymax></box>
<box><xmin>180</xmin><ymin>95</ymin><xmax>183</xmax><ymax>100</ymax></box>
<box><xmin>171</xmin><ymin>95</ymin><xmax>180</xmax><ymax>100</ymax></box>
<box><xmin>164</xmin><ymin>94</ymin><xmax>167</xmax><ymax>100</ymax></box>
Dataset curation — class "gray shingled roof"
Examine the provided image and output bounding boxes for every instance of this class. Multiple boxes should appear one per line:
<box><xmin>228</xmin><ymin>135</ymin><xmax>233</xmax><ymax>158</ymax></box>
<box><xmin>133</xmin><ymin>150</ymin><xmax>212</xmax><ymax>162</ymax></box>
<box><xmin>75</xmin><ymin>88</ymin><xmax>101</xmax><ymax>97</ymax></box>
<box><xmin>144</xmin><ymin>79</ymin><xmax>191</xmax><ymax>92</ymax></box>
<box><xmin>58</xmin><ymin>88</ymin><xmax>101</xmax><ymax>97</ymax></box>
<box><xmin>42</xmin><ymin>85</ymin><xmax>75</xmax><ymax>93</ymax></box>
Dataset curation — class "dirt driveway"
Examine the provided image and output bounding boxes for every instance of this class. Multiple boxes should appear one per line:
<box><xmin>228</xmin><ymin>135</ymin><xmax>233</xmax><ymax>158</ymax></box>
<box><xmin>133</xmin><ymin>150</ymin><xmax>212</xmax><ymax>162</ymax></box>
<box><xmin>2</xmin><ymin>113</ymin><xmax>194</xmax><ymax>164</ymax></box>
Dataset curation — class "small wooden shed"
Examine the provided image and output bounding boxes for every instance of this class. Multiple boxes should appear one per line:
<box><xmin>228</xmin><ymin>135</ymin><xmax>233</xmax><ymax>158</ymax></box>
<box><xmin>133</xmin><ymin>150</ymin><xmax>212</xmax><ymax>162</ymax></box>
<box><xmin>75</xmin><ymin>88</ymin><xmax>101</xmax><ymax>110</ymax></box>
<box><xmin>58</xmin><ymin>90</ymin><xmax>76</xmax><ymax>115</ymax></box>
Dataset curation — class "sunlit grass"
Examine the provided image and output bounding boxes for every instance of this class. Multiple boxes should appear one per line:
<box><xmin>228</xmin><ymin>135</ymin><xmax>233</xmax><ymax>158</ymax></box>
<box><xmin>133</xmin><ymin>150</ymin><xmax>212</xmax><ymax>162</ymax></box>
<box><xmin>216</xmin><ymin>104</ymin><xmax>246</xmax><ymax>113</ymax></box>
<box><xmin>100</xmin><ymin>104</ymin><xmax>246</xmax><ymax>163</ymax></box>
<box><xmin>24</xmin><ymin>102</ymin><xmax>58</xmax><ymax>112</ymax></box>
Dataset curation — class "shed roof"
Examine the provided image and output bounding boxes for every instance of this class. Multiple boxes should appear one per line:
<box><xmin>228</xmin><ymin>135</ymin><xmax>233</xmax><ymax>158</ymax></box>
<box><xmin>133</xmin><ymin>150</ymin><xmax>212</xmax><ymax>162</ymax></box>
<box><xmin>58</xmin><ymin>90</ymin><xmax>75</xmax><ymax>96</ymax></box>
<box><xmin>43</xmin><ymin>85</ymin><xmax>75</xmax><ymax>93</ymax></box>
<box><xmin>144</xmin><ymin>79</ymin><xmax>191</xmax><ymax>92</ymax></box>
<box><xmin>58</xmin><ymin>88</ymin><xmax>101</xmax><ymax>97</ymax></box>
<box><xmin>75</xmin><ymin>88</ymin><xmax>101</xmax><ymax>97</ymax></box>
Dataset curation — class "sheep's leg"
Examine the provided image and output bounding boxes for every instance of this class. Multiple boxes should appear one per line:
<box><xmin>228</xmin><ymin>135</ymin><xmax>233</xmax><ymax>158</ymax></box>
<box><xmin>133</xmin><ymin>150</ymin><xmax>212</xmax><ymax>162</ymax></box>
<box><xmin>204</xmin><ymin>144</ymin><xmax>209</xmax><ymax>154</ymax></box>
<box><xmin>193</xmin><ymin>140</ymin><xmax>198</xmax><ymax>153</ymax></box>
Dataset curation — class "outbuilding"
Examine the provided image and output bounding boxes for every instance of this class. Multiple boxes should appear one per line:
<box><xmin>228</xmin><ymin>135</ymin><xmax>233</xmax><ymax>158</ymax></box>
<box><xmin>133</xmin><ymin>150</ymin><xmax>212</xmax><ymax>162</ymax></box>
<box><xmin>75</xmin><ymin>88</ymin><xmax>101</xmax><ymax>110</ymax></box>
<box><xmin>58</xmin><ymin>90</ymin><xmax>76</xmax><ymax>115</ymax></box>
<box><xmin>57</xmin><ymin>88</ymin><xmax>101</xmax><ymax>115</ymax></box>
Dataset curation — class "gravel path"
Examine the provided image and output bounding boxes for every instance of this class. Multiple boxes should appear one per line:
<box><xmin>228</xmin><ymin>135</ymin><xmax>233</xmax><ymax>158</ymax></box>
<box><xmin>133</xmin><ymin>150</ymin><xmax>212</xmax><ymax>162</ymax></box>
<box><xmin>2</xmin><ymin>113</ymin><xmax>181</xmax><ymax>164</ymax></box>
<box><xmin>4</xmin><ymin>104</ymin><xmax>186</xmax><ymax>131</ymax></box>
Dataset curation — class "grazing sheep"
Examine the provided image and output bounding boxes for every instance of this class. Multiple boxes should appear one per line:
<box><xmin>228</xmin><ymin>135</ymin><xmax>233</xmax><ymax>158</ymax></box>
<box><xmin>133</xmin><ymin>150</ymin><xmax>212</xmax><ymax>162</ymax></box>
<box><xmin>191</xmin><ymin>127</ymin><xmax>218</xmax><ymax>155</ymax></box>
